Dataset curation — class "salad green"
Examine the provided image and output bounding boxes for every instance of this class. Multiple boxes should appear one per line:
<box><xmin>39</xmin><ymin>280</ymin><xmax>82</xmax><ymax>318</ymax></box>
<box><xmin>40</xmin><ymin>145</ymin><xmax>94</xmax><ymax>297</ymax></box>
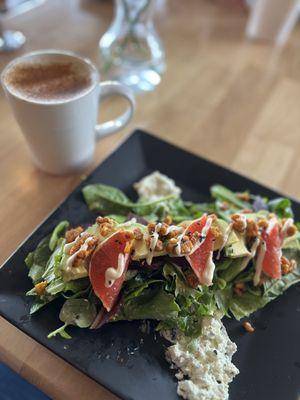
<box><xmin>25</xmin><ymin>174</ymin><xmax>300</xmax><ymax>339</ymax></box>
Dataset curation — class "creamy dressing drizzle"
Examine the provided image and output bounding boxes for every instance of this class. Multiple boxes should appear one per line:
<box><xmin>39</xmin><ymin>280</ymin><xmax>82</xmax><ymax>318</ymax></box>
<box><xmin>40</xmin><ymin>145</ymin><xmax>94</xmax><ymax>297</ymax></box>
<box><xmin>253</xmin><ymin>240</ymin><xmax>267</xmax><ymax>286</ymax></box>
<box><xmin>65</xmin><ymin>236</ymin><xmax>94</xmax><ymax>269</ymax></box>
<box><xmin>166</xmin><ymin>225</ymin><xmax>183</xmax><ymax>235</ymax></box>
<box><xmin>175</xmin><ymin>231</ymin><xmax>184</xmax><ymax>256</ymax></box>
<box><xmin>63</xmin><ymin>233</ymin><xmax>88</xmax><ymax>254</ymax></box>
<box><xmin>239</xmin><ymin>214</ymin><xmax>247</xmax><ymax>230</ymax></box>
<box><xmin>145</xmin><ymin>224</ymin><xmax>184</xmax><ymax>264</ymax></box>
<box><xmin>216</xmin><ymin>222</ymin><xmax>233</xmax><ymax>260</ymax></box>
<box><xmin>280</xmin><ymin>217</ymin><xmax>294</xmax><ymax>239</ymax></box>
<box><xmin>146</xmin><ymin>224</ymin><xmax>161</xmax><ymax>265</ymax></box>
<box><xmin>202</xmin><ymin>251</ymin><xmax>215</xmax><ymax>286</ymax></box>
<box><xmin>105</xmin><ymin>253</ymin><xmax>128</xmax><ymax>287</ymax></box>
<box><xmin>122</xmin><ymin>218</ymin><xmax>137</xmax><ymax>226</ymax></box>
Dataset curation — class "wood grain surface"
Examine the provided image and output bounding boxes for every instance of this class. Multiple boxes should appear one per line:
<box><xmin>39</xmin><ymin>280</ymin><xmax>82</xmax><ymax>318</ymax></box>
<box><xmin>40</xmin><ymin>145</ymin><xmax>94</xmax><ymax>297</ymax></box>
<box><xmin>1</xmin><ymin>0</ymin><xmax>300</xmax><ymax>398</ymax></box>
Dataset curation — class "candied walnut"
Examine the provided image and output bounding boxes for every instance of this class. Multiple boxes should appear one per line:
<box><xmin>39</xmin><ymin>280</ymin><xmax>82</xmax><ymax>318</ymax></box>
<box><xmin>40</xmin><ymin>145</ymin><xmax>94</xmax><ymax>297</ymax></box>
<box><xmin>163</xmin><ymin>215</ymin><xmax>172</xmax><ymax>225</ymax></box>
<box><xmin>181</xmin><ymin>241</ymin><xmax>193</xmax><ymax>254</ymax></box>
<box><xmin>73</xmin><ymin>257</ymin><xmax>86</xmax><ymax>268</ymax></box>
<box><xmin>182</xmin><ymin>235</ymin><xmax>190</xmax><ymax>242</ymax></box>
<box><xmin>210</xmin><ymin>225</ymin><xmax>222</xmax><ymax>239</ymax></box>
<box><xmin>286</xmin><ymin>224</ymin><xmax>297</xmax><ymax>237</ymax></box>
<box><xmin>87</xmin><ymin>236</ymin><xmax>98</xmax><ymax>249</ymax></box>
<box><xmin>231</xmin><ymin>214</ymin><xmax>247</xmax><ymax>233</ymax></box>
<box><xmin>35</xmin><ymin>281</ymin><xmax>47</xmax><ymax>296</ymax></box>
<box><xmin>69</xmin><ymin>234</ymin><xmax>98</xmax><ymax>259</ymax></box>
<box><xmin>166</xmin><ymin>237</ymin><xmax>179</xmax><ymax>254</ymax></box>
<box><xmin>281</xmin><ymin>256</ymin><xmax>296</xmax><ymax>275</ymax></box>
<box><xmin>73</xmin><ymin>237</ymin><xmax>99</xmax><ymax>266</ymax></box>
<box><xmin>243</xmin><ymin>321</ymin><xmax>255</xmax><ymax>333</ymax></box>
<box><xmin>147</xmin><ymin>222</ymin><xmax>156</xmax><ymax>233</ymax></box>
<box><xmin>74</xmin><ymin>249</ymin><xmax>86</xmax><ymax>260</ymax></box>
<box><xmin>169</xmin><ymin>237</ymin><xmax>178</xmax><ymax>245</ymax></box>
<box><xmin>166</xmin><ymin>242</ymin><xmax>176</xmax><ymax>254</ymax></box>
<box><xmin>185</xmin><ymin>272</ymin><xmax>199</xmax><ymax>288</ymax></box>
<box><xmin>168</xmin><ymin>229</ymin><xmax>182</xmax><ymax>238</ymax></box>
<box><xmin>237</xmin><ymin>192</ymin><xmax>250</xmax><ymax>202</ymax></box>
<box><xmin>99</xmin><ymin>223</ymin><xmax>112</xmax><ymax>237</ymax></box>
<box><xmin>96</xmin><ymin>216</ymin><xmax>113</xmax><ymax>225</ymax></box>
<box><xmin>69</xmin><ymin>234</ymin><xmax>89</xmax><ymax>255</ymax></box>
<box><xmin>231</xmin><ymin>214</ymin><xmax>241</xmax><ymax>222</ymax></box>
<box><xmin>133</xmin><ymin>228</ymin><xmax>143</xmax><ymax>240</ymax></box>
<box><xmin>65</xmin><ymin>226</ymin><xmax>84</xmax><ymax>243</ymax></box>
<box><xmin>258</xmin><ymin>219</ymin><xmax>268</xmax><ymax>229</ymax></box>
<box><xmin>159</xmin><ymin>223</ymin><xmax>169</xmax><ymax>236</ymax></box>
<box><xmin>246</xmin><ymin>219</ymin><xmax>259</xmax><ymax>238</ymax></box>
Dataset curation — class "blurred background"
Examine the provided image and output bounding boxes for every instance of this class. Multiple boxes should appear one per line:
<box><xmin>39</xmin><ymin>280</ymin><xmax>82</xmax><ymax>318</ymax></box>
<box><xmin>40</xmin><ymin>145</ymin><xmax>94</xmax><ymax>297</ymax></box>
<box><xmin>1</xmin><ymin>0</ymin><xmax>300</xmax><ymax>398</ymax></box>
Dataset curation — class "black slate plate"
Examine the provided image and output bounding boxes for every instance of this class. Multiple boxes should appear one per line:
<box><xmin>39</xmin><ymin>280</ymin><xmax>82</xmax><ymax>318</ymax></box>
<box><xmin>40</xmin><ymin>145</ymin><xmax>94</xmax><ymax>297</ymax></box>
<box><xmin>1</xmin><ymin>130</ymin><xmax>300</xmax><ymax>400</ymax></box>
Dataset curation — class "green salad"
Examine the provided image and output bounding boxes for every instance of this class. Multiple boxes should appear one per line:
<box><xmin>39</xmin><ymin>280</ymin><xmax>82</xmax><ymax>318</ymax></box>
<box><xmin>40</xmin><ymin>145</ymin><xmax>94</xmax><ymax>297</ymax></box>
<box><xmin>25</xmin><ymin>172</ymin><xmax>300</xmax><ymax>339</ymax></box>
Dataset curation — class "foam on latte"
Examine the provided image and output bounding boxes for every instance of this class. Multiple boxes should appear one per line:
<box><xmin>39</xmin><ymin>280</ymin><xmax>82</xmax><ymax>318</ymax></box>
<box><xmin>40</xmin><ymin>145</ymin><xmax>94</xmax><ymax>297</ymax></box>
<box><xmin>3</xmin><ymin>57</ymin><xmax>95</xmax><ymax>103</ymax></box>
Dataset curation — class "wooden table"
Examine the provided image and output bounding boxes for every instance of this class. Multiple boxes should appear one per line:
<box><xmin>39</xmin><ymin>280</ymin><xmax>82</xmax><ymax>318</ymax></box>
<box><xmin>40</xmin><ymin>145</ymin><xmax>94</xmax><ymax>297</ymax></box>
<box><xmin>1</xmin><ymin>0</ymin><xmax>300</xmax><ymax>398</ymax></box>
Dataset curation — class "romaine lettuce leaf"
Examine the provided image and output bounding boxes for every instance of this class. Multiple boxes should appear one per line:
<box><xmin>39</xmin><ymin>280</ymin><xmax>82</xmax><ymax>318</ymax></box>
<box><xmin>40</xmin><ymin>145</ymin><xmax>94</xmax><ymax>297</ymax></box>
<box><xmin>163</xmin><ymin>263</ymin><xmax>195</xmax><ymax>297</ymax></box>
<box><xmin>29</xmin><ymin>295</ymin><xmax>58</xmax><ymax>315</ymax></box>
<box><xmin>26</xmin><ymin>236</ymin><xmax>52</xmax><ymax>284</ymax></box>
<box><xmin>214</xmin><ymin>286</ymin><xmax>232</xmax><ymax>317</ymax></box>
<box><xmin>228</xmin><ymin>290</ymin><xmax>265</xmax><ymax>320</ymax></box>
<box><xmin>228</xmin><ymin>248</ymin><xmax>300</xmax><ymax>319</ymax></box>
<box><xmin>49</xmin><ymin>221</ymin><xmax>69</xmax><ymax>251</ymax></box>
<box><xmin>220</xmin><ymin>258</ymin><xmax>250</xmax><ymax>282</ymax></box>
<box><xmin>26</xmin><ymin>221</ymin><xmax>69</xmax><ymax>285</ymax></box>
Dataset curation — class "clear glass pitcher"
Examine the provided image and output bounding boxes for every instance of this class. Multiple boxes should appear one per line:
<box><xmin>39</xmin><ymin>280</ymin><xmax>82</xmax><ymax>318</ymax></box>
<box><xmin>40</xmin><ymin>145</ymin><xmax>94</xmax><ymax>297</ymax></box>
<box><xmin>99</xmin><ymin>0</ymin><xmax>165</xmax><ymax>93</ymax></box>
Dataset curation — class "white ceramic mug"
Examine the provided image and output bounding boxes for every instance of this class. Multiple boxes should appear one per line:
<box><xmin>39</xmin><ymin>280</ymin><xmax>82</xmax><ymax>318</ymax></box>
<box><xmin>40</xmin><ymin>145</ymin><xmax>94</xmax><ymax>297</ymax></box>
<box><xmin>1</xmin><ymin>50</ymin><xmax>136</xmax><ymax>175</ymax></box>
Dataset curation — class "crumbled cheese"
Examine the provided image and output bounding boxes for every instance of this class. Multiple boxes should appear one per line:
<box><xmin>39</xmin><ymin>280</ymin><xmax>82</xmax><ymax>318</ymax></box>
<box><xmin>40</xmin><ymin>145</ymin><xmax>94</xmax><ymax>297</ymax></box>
<box><xmin>164</xmin><ymin>317</ymin><xmax>239</xmax><ymax>400</ymax></box>
<box><xmin>134</xmin><ymin>171</ymin><xmax>181</xmax><ymax>201</ymax></box>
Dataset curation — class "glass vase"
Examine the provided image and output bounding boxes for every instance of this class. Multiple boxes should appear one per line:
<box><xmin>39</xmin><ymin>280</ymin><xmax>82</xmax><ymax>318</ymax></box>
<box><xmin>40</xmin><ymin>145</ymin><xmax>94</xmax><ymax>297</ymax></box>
<box><xmin>99</xmin><ymin>0</ymin><xmax>165</xmax><ymax>93</ymax></box>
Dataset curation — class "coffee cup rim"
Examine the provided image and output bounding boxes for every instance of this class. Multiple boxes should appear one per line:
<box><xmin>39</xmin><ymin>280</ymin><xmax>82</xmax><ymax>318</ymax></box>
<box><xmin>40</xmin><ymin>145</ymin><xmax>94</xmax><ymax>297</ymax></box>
<box><xmin>1</xmin><ymin>49</ymin><xmax>100</xmax><ymax>105</ymax></box>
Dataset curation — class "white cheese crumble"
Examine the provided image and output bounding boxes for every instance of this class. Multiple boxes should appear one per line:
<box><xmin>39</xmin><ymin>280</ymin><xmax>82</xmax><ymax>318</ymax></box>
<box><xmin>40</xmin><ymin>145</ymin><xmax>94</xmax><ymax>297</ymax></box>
<box><xmin>164</xmin><ymin>317</ymin><xmax>239</xmax><ymax>400</ymax></box>
<box><xmin>134</xmin><ymin>171</ymin><xmax>181</xmax><ymax>201</ymax></box>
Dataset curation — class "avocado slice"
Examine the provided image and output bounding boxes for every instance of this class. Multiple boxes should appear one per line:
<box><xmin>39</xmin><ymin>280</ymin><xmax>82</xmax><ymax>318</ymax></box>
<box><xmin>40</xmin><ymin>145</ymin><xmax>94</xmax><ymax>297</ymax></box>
<box><xmin>213</xmin><ymin>219</ymin><xmax>239</xmax><ymax>251</ymax></box>
<box><xmin>61</xmin><ymin>253</ymin><xmax>89</xmax><ymax>282</ymax></box>
<box><xmin>224</xmin><ymin>232</ymin><xmax>251</xmax><ymax>258</ymax></box>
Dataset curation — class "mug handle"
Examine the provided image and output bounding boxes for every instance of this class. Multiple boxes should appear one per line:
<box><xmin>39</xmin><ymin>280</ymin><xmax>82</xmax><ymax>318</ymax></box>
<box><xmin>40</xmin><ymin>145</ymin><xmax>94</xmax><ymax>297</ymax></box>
<box><xmin>95</xmin><ymin>81</ymin><xmax>135</xmax><ymax>140</ymax></box>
